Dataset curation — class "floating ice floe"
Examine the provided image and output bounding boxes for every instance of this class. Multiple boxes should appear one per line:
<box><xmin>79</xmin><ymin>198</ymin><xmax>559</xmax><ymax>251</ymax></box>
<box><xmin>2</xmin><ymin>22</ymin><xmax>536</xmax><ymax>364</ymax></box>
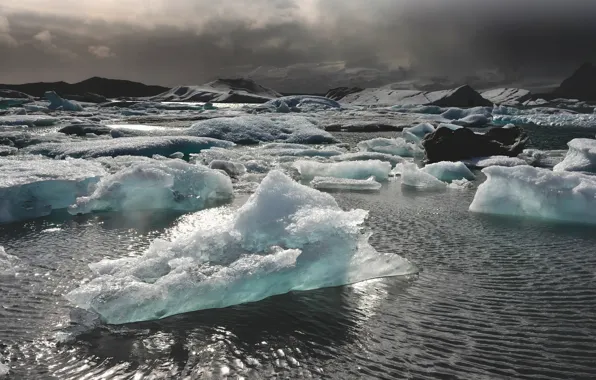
<box><xmin>0</xmin><ymin>115</ymin><xmax>59</xmax><ymax>127</ymax></box>
<box><xmin>209</xmin><ymin>160</ymin><xmax>247</xmax><ymax>177</ymax></box>
<box><xmin>462</xmin><ymin>156</ymin><xmax>527</xmax><ymax>169</ymax></box>
<box><xmin>293</xmin><ymin>160</ymin><xmax>392</xmax><ymax>181</ymax></box>
<box><xmin>553</xmin><ymin>138</ymin><xmax>596</xmax><ymax>173</ymax></box>
<box><xmin>0</xmin><ymin>157</ymin><xmax>105</xmax><ymax>223</ymax></box>
<box><xmin>493</xmin><ymin>112</ymin><xmax>596</xmax><ymax>128</ymax></box>
<box><xmin>402</xmin><ymin>123</ymin><xmax>435</xmax><ymax>143</ymax></box>
<box><xmin>68</xmin><ymin>160</ymin><xmax>232</xmax><ymax>215</ymax></box>
<box><xmin>421</xmin><ymin>161</ymin><xmax>476</xmax><ymax>182</ymax></box>
<box><xmin>453</xmin><ymin>114</ymin><xmax>490</xmax><ymax>128</ymax></box>
<box><xmin>65</xmin><ymin>170</ymin><xmax>415</xmax><ymax>324</ymax></box>
<box><xmin>23</xmin><ymin>136</ymin><xmax>234</xmax><ymax>159</ymax></box>
<box><xmin>263</xmin><ymin>95</ymin><xmax>341</xmax><ymax>111</ymax></box>
<box><xmin>0</xmin><ymin>131</ymin><xmax>73</xmax><ymax>148</ymax></box>
<box><xmin>397</xmin><ymin>163</ymin><xmax>447</xmax><ymax>190</ymax></box>
<box><xmin>333</xmin><ymin>152</ymin><xmax>406</xmax><ymax>167</ymax></box>
<box><xmin>310</xmin><ymin>176</ymin><xmax>382</xmax><ymax>192</ymax></box>
<box><xmin>45</xmin><ymin>91</ymin><xmax>83</xmax><ymax>112</ymax></box>
<box><xmin>469</xmin><ymin>165</ymin><xmax>596</xmax><ymax>224</ymax></box>
<box><xmin>357</xmin><ymin>137</ymin><xmax>419</xmax><ymax>157</ymax></box>
<box><xmin>188</xmin><ymin>115</ymin><xmax>337</xmax><ymax>144</ymax></box>
<box><xmin>440</xmin><ymin>106</ymin><xmax>492</xmax><ymax>120</ymax></box>
<box><xmin>519</xmin><ymin>149</ymin><xmax>567</xmax><ymax>168</ymax></box>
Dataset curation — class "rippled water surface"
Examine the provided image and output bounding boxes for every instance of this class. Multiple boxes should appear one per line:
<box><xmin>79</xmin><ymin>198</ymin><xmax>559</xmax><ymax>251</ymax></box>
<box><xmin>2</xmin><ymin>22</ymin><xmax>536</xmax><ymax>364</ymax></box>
<box><xmin>1</xmin><ymin>132</ymin><xmax>596</xmax><ymax>379</ymax></box>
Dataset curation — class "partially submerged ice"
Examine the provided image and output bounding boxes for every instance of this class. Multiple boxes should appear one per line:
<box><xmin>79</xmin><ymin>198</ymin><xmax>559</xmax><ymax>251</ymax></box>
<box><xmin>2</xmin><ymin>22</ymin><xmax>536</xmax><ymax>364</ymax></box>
<box><xmin>311</xmin><ymin>176</ymin><xmax>382</xmax><ymax>192</ymax></box>
<box><xmin>398</xmin><ymin>163</ymin><xmax>447</xmax><ymax>190</ymax></box>
<box><xmin>402</xmin><ymin>123</ymin><xmax>435</xmax><ymax>143</ymax></box>
<box><xmin>357</xmin><ymin>137</ymin><xmax>419</xmax><ymax>157</ymax></box>
<box><xmin>188</xmin><ymin>115</ymin><xmax>337</xmax><ymax>144</ymax></box>
<box><xmin>293</xmin><ymin>160</ymin><xmax>392</xmax><ymax>181</ymax></box>
<box><xmin>23</xmin><ymin>136</ymin><xmax>234</xmax><ymax>159</ymax></box>
<box><xmin>0</xmin><ymin>157</ymin><xmax>105</xmax><ymax>223</ymax></box>
<box><xmin>421</xmin><ymin>161</ymin><xmax>476</xmax><ymax>182</ymax></box>
<box><xmin>45</xmin><ymin>91</ymin><xmax>83</xmax><ymax>111</ymax></box>
<box><xmin>462</xmin><ymin>156</ymin><xmax>527</xmax><ymax>169</ymax></box>
<box><xmin>553</xmin><ymin>138</ymin><xmax>596</xmax><ymax>173</ymax></box>
<box><xmin>469</xmin><ymin>165</ymin><xmax>596</xmax><ymax>225</ymax></box>
<box><xmin>333</xmin><ymin>152</ymin><xmax>405</xmax><ymax>167</ymax></box>
<box><xmin>65</xmin><ymin>170</ymin><xmax>415</xmax><ymax>324</ymax></box>
<box><xmin>69</xmin><ymin>160</ymin><xmax>233</xmax><ymax>215</ymax></box>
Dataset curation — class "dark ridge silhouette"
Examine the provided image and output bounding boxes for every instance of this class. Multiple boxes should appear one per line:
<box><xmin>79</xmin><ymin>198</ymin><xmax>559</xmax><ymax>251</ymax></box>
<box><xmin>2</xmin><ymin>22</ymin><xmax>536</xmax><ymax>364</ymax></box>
<box><xmin>553</xmin><ymin>62</ymin><xmax>596</xmax><ymax>101</ymax></box>
<box><xmin>0</xmin><ymin>77</ymin><xmax>169</xmax><ymax>99</ymax></box>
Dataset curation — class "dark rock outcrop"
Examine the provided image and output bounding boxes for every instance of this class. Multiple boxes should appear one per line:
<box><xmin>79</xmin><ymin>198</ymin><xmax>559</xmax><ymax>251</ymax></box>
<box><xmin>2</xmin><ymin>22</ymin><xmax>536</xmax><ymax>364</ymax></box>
<box><xmin>325</xmin><ymin>87</ymin><xmax>364</xmax><ymax>101</ymax></box>
<box><xmin>0</xmin><ymin>89</ymin><xmax>33</xmax><ymax>99</ymax></box>
<box><xmin>422</xmin><ymin>126</ymin><xmax>528</xmax><ymax>163</ymax></box>
<box><xmin>553</xmin><ymin>62</ymin><xmax>596</xmax><ymax>101</ymax></box>
<box><xmin>0</xmin><ymin>77</ymin><xmax>168</xmax><ymax>99</ymax></box>
<box><xmin>58</xmin><ymin>124</ymin><xmax>112</xmax><ymax>136</ymax></box>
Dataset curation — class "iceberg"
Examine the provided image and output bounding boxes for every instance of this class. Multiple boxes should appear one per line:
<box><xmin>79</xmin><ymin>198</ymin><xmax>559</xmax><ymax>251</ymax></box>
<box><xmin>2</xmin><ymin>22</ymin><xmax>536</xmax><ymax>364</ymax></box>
<box><xmin>65</xmin><ymin>170</ymin><xmax>415</xmax><ymax>324</ymax></box>
<box><xmin>357</xmin><ymin>137</ymin><xmax>419</xmax><ymax>157</ymax></box>
<box><xmin>68</xmin><ymin>160</ymin><xmax>232</xmax><ymax>215</ymax></box>
<box><xmin>208</xmin><ymin>160</ymin><xmax>247</xmax><ymax>177</ymax></box>
<box><xmin>23</xmin><ymin>136</ymin><xmax>234</xmax><ymax>159</ymax></box>
<box><xmin>188</xmin><ymin>116</ymin><xmax>337</xmax><ymax>144</ymax></box>
<box><xmin>462</xmin><ymin>156</ymin><xmax>527</xmax><ymax>169</ymax></box>
<box><xmin>310</xmin><ymin>176</ymin><xmax>382</xmax><ymax>192</ymax></box>
<box><xmin>398</xmin><ymin>163</ymin><xmax>447</xmax><ymax>190</ymax></box>
<box><xmin>402</xmin><ymin>123</ymin><xmax>435</xmax><ymax>143</ymax></box>
<box><xmin>440</xmin><ymin>106</ymin><xmax>492</xmax><ymax>120</ymax></box>
<box><xmin>293</xmin><ymin>160</ymin><xmax>392</xmax><ymax>181</ymax></box>
<box><xmin>333</xmin><ymin>152</ymin><xmax>405</xmax><ymax>167</ymax></box>
<box><xmin>469</xmin><ymin>165</ymin><xmax>596</xmax><ymax>224</ymax></box>
<box><xmin>45</xmin><ymin>91</ymin><xmax>83</xmax><ymax>111</ymax></box>
<box><xmin>553</xmin><ymin>138</ymin><xmax>596</xmax><ymax>173</ymax></box>
<box><xmin>421</xmin><ymin>161</ymin><xmax>476</xmax><ymax>182</ymax></box>
<box><xmin>0</xmin><ymin>157</ymin><xmax>105</xmax><ymax>223</ymax></box>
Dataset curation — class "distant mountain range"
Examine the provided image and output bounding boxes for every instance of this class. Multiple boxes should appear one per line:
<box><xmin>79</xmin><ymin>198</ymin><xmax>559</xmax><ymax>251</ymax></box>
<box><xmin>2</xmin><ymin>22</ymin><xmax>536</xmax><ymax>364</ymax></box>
<box><xmin>1</xmin><ymin>63</ymin><xmax>595</xmax><ymax>104</ymax></box>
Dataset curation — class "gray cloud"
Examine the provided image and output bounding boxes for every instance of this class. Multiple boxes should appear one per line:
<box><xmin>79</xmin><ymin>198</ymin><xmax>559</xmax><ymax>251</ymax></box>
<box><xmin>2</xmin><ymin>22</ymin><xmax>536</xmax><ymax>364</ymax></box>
<box><xmin>1</xmin><ymin>0</ymin><xmax>596</xmax><ymax>92</ymax></box>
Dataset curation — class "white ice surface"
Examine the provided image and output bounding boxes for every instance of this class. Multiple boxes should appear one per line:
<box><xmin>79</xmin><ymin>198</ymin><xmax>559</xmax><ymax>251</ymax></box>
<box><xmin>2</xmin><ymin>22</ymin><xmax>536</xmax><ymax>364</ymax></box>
<box><xmin>311</xmin><ymin>176</ymin><xmax>382</xmax><ymax>192</ymax></box>
<box><xmin>45</xmin><ymin>91</ymin><xmax>83</xmax><ymax>111</ymax></box>
<box><xmin>69</xmin><ymin>159</ymin><xmax>232</xmax><ymax>215</ymax></box>
<box><xmin>402</xmin><ymin>123</ymin><xmax>435</xmax><ymax>143</ymax></box>
<box><xmin>469</xmin><ymin>165</ymin><xmax>596</xmax><ymax>224</ymax></box>
<box><xmin>462</xmin><ymin>156</ymin><xmax>527</xmax><ymax>169</ymax></box>
<box><xmin>421</xmin><ymin>161</ymin><xmax>476</xmax><ymax>182</ymax></box>
<box><xmin>553</xmin><ymin>138</ymin><xmax>596</xmax><ymax>173</ymax></box>
<box><xmin>293</xmin><ymin>160</ymin><xmax>392</xmax><ymax>181</ymax></box>
<box><xmin>0</xmin><ymin>246</ymin><xmax>17</xmax><ymax>276</ymax></box>
<box><xmin>23</xmin><ymin>136</ymin><xmax>234</xmax><ymax>158</ymax></box>
<box><xmin>188</xmin><ymin>115</ymin><xmax>337</xmax><ymax>144</ymax></box>
<box><xmin>0</xmin><ymin>157</ymin><xmax>106</xmax><ymax>223</ymax></box>
<box><xmin>357</xmin><ymin>137</ymin><xmax>419</xmax><ymax>157</ymax></box>
<box><xmin>398</xmin><ymin>163</ymin><xmax>447</xmax><ymax>190</ymax></box>
<box><xmin>65</xmin><ymin>170</ymin><xmax>415</xmax><ymax>324</ymax></box>
<box><xmin>333</xmin><ymin>152</ymin><xmax>406</xmax><ymax>167</ymax></box>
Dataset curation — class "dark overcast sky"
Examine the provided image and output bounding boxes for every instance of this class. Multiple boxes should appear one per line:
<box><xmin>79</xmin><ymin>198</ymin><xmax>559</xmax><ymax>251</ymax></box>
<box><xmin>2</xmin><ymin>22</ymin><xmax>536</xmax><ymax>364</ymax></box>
<box><xmin>2</xmin><ymin>0</ymin><xmax>596</xmax><ymax>91</ymax></box>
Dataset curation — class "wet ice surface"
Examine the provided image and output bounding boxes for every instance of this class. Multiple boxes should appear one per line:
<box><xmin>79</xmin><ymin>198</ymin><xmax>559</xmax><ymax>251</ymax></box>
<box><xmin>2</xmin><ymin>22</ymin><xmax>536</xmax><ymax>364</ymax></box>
<box><xmin>2</xmin><ymin>100</ymin><xmax>596</xmax><ymax>378</ymax></box>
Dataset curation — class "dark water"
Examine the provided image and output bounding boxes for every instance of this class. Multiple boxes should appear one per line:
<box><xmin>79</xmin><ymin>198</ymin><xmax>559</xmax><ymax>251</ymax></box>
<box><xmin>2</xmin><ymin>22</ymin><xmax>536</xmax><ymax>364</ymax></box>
<box><xmin>1</xmin><ymin>133</ymin><xmax>596</xmax><ymax>379</ymax></box>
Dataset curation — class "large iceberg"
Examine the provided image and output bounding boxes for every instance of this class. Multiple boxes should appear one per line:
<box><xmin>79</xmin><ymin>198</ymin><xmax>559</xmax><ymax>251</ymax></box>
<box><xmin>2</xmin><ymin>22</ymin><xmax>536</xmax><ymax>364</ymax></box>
<box><xmin>310</xmin><ymin>176</ymin><xmax>382</xmax><ymax>192</ymax></box>
<box><xmin>23</xmin><ymin>136</ymin><xmax>234</xmax><ymax>159</ymax></box>
<box><xmin>0</xmin><ymin>157</ymin><xmax>105</xmax><ymax>223</ymax></box>
<box><xmin>293</xmin><ymin>160</ymin><xmax>392</xmax><ymax>181</ymax></box>
<box><xmin>65</xmin><ymin>171</ymin><xmax>415</xmax><ymax>324</ymax></box>
<box><xmin>553</xmin><ymin>138</ymin><xmax>596</xmax><ymax>173</ymax></box>
<box><xmin>421</xmin><ymin>161</ymin><xmax>475</xmax><ymax>182</ymax></box>
<box><xmin>68</xmin><ymin>160</ymin><xmax>233</xmax><ymax>215</ymax></box>
<box><xmin>357</xmin><ymin>137</ymin><xmax>419</xmax><ymax>157</ymax></box>
<box><xmin>469</xmin><ymin>165</ymin><xmax>596</xmax><ymax>224</ymax></box>
<box><xmin>188</xmin><ymin>116</ymin><xmax>337</xmax><ymax>144</ymax></box>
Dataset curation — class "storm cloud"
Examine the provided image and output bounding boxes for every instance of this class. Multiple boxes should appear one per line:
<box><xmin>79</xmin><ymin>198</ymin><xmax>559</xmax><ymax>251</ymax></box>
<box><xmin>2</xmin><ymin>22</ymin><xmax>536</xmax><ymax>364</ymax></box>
<box><xmin>2</xmin><ymin>0</ymin><xmax>596</xmax><ymax>92</ymax></box>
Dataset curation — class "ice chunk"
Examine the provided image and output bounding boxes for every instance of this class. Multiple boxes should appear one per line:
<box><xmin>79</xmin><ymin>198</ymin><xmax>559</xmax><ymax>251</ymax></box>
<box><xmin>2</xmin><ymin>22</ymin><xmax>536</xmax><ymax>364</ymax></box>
<box><xmin>469</xmin><ymin>165</ymin><xmax>596</xmax><ymax>224</ymax></box>
<box><xmin>68</xmin><ymin>160</ymin><xmax>232</xmax><ymax>215</ymax></box>
<box><xmin>255</xmin><ymin>147</ymin><xmax>343</xmax><ymax>158</ymax></box>
<box><xmin>437</xmin><ymin>122</ymin><xmax>463</xmax><ymax>131</ymax></box>
<box><xmin>45</xmin><ymin>91</ymin><xmax>83</xmax><ymax>111</ymax></box>
<box><xmin>0</xmin><ymin>146</ymin><xmax>17</xmax><ymax>156</ymax></box>
<box><xmin>553</xmin><ymin>138</ymin><xmax>596</xmax><ymax>173</ymax></box>
<box><xmin>311</xmin><ymin>176</ymin><xmax>382</xmax><ymax>192</ymax></box>
<box><xmin>357</xmin><ymin>137</ymin><xmax>419</xmax><ymax>157</ymax></box>
<box><xmin>188</xmin><ymin>116</ymin><xmax>337</xmax><ymax>144</ymax></box>
<box><xmin>462</xmin><ymin>156</ymin><xmax>527</xmax><ymax>169</ymax></box>
<box><xmin>293</xmin><ymin>160</ymin><xmax>392</xmax><ymax>181</ymax></box>
<box><xmin>440</xmin><ymin>107</ymin><xmax>492</xmax><ymax>120</ymax></box>
<box><xmin>0</xmin><ymin>361</ymin><xmax>8</xmax><ymax>377</ymax></box>
<box><xmin>453</xmin><ymin>114</ymin><xmax>490</xmax><ymax>128</ymax></box>
<box><xmin>23</xmin><ymin>136</ymin><xmax>234</xmax><ymax>159</ymax></box>
<box><xmin>333</xmin><ymin>152</ymin><xmax>405</xmax><ymax>167</ymax></box>
<box><xmin>519</xmin><ymin>149</ymin><xmax>566</xmax><ymax>168</ymax></box>
<box><xmin>264</xmin><ymin>95</ymin><xmax>341</xmax><ymax>111</ymax></box>
<box><xmin>398</xmin><ymin>163</ymin><xmax>447</xmax><ymax>190</ymax></box>
<box><xmin>0</xmin><ymin>115</ymin><xmax>59</xmax><ymax>127</ymax></box>
<box><xmin>0</xmin><ymin>157</ymin><xmax>105</xmax><ymax>223</ymax></box>
<box><xmin>209</xmin><ymin>160</ymin><xmax>247</xmax><ymax>177</ymax></box>
<box><xmin>65</xmin><ymin>171</ymin><xmax>415</xmax><ymax>324</ymax></box>
<box><xmin>493</xmin><ymin>112</ymin><xmax>596</xmax><ymax>128</ymax></box>
<box><xmin>447</xmin><ymin>178</ymin><xmax>474</xmax><ymax>190</ymax></box>
<box><xmin>0</xmin><ymin>246</ymin><xmax>17</xmax><ymax>276</ymax></box>
<box><xmin>402</xmin><ymin>123</ymin><xmax>435</xmax><ymax>143</ymax></box>
<box><xmin>421</xmin><ymin>161</ymin><xmax>476</xmax><ymax>182</ymax></box>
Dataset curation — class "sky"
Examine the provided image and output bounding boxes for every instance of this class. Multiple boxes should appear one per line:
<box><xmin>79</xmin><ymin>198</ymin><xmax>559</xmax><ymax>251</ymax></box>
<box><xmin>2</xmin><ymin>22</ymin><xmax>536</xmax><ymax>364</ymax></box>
<box><xmin>1</xmin><ymin>0</ymin><xmax>596</xmax><ymax>92</ymax></box>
